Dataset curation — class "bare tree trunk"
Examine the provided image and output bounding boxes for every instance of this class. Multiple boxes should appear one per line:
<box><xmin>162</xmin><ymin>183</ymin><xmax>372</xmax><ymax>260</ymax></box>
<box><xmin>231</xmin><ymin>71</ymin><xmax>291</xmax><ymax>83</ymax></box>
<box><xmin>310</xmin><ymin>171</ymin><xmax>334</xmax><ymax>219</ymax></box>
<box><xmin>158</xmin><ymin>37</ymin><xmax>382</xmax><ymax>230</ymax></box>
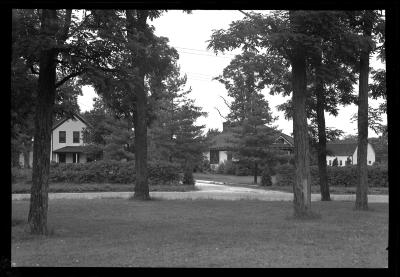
<box><xmin>289</xmin><ymin>11</ymin><xmax>312</xmax><ymax>217</ymax></box>
<box><xmin>133</xmin><ymin>70</ymin><xmax>150</xmax><ymax>200</ymax></box>
<box><xmin>315</xmin><ymin>55</ymin><xmax>331</xmax><ymax>201</ymax></box>
<box><xmin>28</xmin><ymin>9</ymin><xmax>58</xmax><ymax>235</ymax></box>
<box><xmin>355</xmin><ymin>11</ymin><xmax>373</xmax><ymax>210</ymax></box>
<box><xmin>126</xmin><ymin>10</ymin><xmax>150</xmax><ymax>200</ymax></box>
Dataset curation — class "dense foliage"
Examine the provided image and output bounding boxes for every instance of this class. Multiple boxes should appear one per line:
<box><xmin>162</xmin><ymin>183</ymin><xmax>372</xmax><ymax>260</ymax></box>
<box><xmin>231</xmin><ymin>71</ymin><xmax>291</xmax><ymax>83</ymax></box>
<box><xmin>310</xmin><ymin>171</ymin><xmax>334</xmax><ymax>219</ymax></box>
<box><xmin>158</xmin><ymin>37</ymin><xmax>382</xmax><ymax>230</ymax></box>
<box><xmin>274</xmin><ymin>164</ymin><xmax>388</xmax><ymax>187</ymax></box>
<box><xmin>47</xmin><ymin>160</ymin><xmax>182</xmax><ymax>185</ymax></box>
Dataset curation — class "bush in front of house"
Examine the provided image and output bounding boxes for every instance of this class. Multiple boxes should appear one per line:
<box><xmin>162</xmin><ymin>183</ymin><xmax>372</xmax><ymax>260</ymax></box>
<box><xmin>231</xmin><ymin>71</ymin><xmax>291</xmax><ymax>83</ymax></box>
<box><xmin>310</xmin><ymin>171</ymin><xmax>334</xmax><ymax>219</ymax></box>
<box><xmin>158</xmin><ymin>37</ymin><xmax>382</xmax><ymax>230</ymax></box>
<box><xmin>215</xmin><ymin>160</ymin><xmax>234</xmax><ymax>175</ymax></box>
<box><xmin>274</xmin><ymin>164</ymin><xmax>388</xmax><ymax>187</ymax></box>
<box><xmin>274</xmin><ymin>164</ymin><xmax>296</xmax><ymax>186</ymax></box>
<box><xmin>261</xmin><ymin>167</ymin><xmax>272</xmax><ymax>186</ymax></box>
<box><xmin>147</xmin><ymin>161</ymin><xmax>182</xmax><ymax>185</ymax></box>
<box><xmin>49</xmin><ymin>160</ymin><xmax>181</xmax><ymax>185</ymax></box>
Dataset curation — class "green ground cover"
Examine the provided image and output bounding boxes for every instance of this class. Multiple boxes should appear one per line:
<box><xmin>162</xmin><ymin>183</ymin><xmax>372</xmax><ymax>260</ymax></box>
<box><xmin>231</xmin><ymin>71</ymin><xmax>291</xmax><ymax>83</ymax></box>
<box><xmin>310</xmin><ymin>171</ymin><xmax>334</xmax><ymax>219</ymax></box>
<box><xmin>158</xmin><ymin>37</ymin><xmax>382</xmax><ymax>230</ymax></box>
<box><xmin>12</xmin><ymin>182</ymin><xmax>196</xmax><ymax>194</ymax></box>
<box><xmin>193</xmin><ymin>173</ymin><xmax>388</xmax><ymax>195</ymax></box>
<box><xmin>12</xmin><ymin>199</ymin><xmax>388</xmax><ymax>267</ymax></box>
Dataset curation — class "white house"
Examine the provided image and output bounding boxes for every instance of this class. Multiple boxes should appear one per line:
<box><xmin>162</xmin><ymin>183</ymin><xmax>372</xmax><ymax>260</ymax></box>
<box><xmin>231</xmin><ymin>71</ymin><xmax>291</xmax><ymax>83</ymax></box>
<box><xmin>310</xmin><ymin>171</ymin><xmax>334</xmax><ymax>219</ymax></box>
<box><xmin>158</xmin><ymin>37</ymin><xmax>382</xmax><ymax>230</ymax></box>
<box><xmin>205</xmin><ymin>122</ymin><xmax>294</xmax><ymax>169</ymax></box>
<box><xmin>51</xmin><ymin>114</ymin><xmax>89</xmax><ymax>164</ymax></box>
<box><xmin>326</xmin><ymin>141</ymin><xmax>376</xmax><ymax>166</ymax></box>
<box><xmin>18</xmin><ymin>113</ymin><xmax>89</xmax><ymax>167</ymax></box>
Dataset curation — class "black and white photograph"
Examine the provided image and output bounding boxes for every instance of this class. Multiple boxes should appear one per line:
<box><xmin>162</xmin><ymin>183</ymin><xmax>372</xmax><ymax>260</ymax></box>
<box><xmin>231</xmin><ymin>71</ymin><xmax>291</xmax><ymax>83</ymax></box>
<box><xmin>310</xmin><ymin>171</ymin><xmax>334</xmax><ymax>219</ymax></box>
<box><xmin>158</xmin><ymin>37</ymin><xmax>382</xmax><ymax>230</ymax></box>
<box><xmin>10</xmin><ymin>6</ymin><xmax>394</xmax><ymax>269</ymax></box>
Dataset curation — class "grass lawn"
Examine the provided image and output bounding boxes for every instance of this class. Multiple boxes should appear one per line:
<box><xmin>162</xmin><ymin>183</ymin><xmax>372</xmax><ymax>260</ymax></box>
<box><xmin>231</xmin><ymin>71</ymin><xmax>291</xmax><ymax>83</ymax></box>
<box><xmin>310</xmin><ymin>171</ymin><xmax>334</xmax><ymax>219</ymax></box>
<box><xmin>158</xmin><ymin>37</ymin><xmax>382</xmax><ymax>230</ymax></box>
<box><xmin>12</xmin><ymin>182</ymin><xmax>197</xmax><ymax>194</ymax></box>
<box><xmin>194</xmin><ymin>172</ymin><xmax>388</xmax><ymax>195</ymax></box>
<box><xmin>12</xmin><ymin>199</ymin><xmax>388</xmax><ymax>267</ymax></box>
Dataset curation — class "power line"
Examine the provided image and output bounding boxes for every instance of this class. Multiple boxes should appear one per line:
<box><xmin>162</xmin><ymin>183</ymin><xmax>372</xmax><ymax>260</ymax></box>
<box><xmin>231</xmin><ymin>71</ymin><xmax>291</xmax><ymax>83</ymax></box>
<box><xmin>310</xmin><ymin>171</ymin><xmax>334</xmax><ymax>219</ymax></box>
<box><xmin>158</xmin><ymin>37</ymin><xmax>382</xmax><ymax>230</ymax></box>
<box><xmin>177</xmin><ymin>49</ymin><xmax>233</xmax><ymax>59</ymax></box>
<box><xmin>175</xmin><ymin>46</ymin><xmax>237</xmax><ymax>58</ymax></box>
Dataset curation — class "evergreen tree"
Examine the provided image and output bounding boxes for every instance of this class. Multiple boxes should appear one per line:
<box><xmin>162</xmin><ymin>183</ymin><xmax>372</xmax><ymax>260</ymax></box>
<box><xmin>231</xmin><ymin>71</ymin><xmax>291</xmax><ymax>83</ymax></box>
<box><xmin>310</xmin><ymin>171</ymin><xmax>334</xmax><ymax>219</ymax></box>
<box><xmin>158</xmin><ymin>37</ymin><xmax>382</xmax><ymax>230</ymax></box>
<box><xmin>215</xmin><ymin>51</ymin><xmax>279</xmax><ymax>184</ymax></box>
<box><xmin>148</xmin><ymin>64</ymin><xmax>207</xmax><ymax>183</ymax></box>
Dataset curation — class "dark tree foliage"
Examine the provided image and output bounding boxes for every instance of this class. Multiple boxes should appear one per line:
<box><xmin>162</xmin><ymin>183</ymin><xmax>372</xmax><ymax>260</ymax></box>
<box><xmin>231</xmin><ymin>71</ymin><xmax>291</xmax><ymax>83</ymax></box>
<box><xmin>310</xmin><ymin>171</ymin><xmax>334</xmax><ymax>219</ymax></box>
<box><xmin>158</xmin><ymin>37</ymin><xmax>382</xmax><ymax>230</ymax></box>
<box><xmin>214</xmin><ymin>50</ymin><xmax>279</xmax><ymax>184</ymax></box>
<box><xmin>12</xmin><ymin>9</ymin><xmax>131</xmax><ymax>234</ymax></box>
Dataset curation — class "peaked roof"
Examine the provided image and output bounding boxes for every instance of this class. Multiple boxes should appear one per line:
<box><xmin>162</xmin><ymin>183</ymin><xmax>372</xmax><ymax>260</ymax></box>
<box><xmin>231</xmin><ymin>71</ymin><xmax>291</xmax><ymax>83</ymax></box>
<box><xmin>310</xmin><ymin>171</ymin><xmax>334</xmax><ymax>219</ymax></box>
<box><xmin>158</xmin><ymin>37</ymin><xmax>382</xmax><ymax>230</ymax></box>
<box><xmin>277</xmin><ymin>133</ymin><xmax>294</xmax><ymax>146</ymax></box>
<box><xmin>326</xmin><ymin>142</ymin><xmax>357</xmax><ymax>156</ymax></box>
<box><xmin>209</xmin><ymin>129</ymin><xmax>294</xmax><ymax>151</ymax></box>
<box><xmin>52</xmin><ymin>113</ymin><xmax>89</xmax><ymax>130</ymax></box>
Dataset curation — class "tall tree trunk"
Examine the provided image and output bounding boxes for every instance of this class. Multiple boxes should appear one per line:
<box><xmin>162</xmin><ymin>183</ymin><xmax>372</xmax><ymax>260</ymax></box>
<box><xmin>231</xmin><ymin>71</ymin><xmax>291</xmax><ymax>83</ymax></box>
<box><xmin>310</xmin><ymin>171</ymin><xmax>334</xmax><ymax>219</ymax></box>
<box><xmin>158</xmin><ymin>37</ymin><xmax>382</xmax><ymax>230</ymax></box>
<box><xmin>253</xmin><ymin>161</ymin><xmax>258</xmax><ymax>184</ymax></box>
<box><xmin>289</xmin><ymin>10</ymin><xmax>312</xmax><ymax>217</ymax></box>
<box><xmin>133</xmin><ymin>70</ymin><xmax>150</xmax><ymax>200</ymax></box>
<box><xmin>355</xmin><ymin>11</ymin><xmax>373</xmax><ymax>210</ymax></box>
<box><xmin>315</xmin><ymin>54</ymin><xmax>331</xmax><ymax>201</ymax></box>
<box><xmin>291</xmin><ymin>55</ymin><xmax>312</xmax><ymax>217</ymax></box>
<box><xmin>127</xmin><ymin>10</ymin><xmax>150</xmax><ymax>200</ymax></box>
<box><xmin>28</xmin><ymin>9</ymin><xmax>58</xmax><ymax>235</ymax></box>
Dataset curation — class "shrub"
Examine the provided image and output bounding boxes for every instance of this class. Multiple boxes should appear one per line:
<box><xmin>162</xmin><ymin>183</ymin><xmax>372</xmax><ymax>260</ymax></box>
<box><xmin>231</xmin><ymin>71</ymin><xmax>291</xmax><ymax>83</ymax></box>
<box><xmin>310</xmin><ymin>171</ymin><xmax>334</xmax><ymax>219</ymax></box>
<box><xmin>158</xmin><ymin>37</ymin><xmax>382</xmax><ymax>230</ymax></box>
<box><xmin>274</xmin><ymin>164</ymin><xmax>295</xmax><ymax>186</ymax></box>
<box><xmin>11</xmin><ymin>167</ymin><xmax>32</xmax><ymax>183</ymax></box>
<box><xmin>261</xmin><ymin>168</ymin><xmax>272</xmax><ymax>186</ymax></box>
<box><xmin>223</xmin><ymin>160</ymin><xmax>237</xmax><ymax>175</ymax></box>
<box><xmin>275</xmin><ymin>164</ymin><xmax>388</xmax><ymax>188</ymax></box>
<box><xmin>49</xmin><ymin>160</ymin><xmax>181</xmax><ymax>185</ymax></box>
<box><xmin>182</xmin><ymin>168</ymin><xmax>195</xmax><ymax>185</ymax></box>
<box><xmin>234</xmin><ymin>162</ymin><xmax>253</xmax><ymax>176</ymax></box>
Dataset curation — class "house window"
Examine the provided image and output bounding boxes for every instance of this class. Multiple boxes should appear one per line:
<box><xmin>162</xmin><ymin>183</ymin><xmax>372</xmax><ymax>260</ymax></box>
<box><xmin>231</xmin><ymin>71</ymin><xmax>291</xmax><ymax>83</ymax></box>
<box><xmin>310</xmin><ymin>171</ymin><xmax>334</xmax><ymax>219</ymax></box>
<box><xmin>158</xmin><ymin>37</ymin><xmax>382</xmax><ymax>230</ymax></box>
<box><xmin>339</xmin><ymin>160</ymin><xmax>342</xmax><ymax>166</ymax></box>
<box><xmin>210</xmin><ymin>150</ymin><xmax>219</xmax><ymax>164</ymax></box>
<box><xmin>369</xmin><ymin>161</ymin><xmax>372</xmax><ymax>164</ymax></box>
<box><xmin>73</xmin><ymin>131</ymin><xmax>80</xmax><ymax>143</ymax></box>
<box><xmin>58</xmin><ymin>153</ymin><xmax>66</xmax><ymax>163</ymax></box>
<box><xmin>59</xmin><ymin>131</ymin><xmax>66</xmax><ymax>143</ymax></box>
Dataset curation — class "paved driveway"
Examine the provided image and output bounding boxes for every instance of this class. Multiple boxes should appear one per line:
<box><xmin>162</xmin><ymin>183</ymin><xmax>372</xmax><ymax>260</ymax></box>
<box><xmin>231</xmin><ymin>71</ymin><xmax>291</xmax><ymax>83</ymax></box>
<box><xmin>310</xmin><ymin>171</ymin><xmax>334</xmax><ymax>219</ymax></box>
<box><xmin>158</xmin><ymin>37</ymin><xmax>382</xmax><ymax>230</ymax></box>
<box><xmin>12</xmin><ymin>180</ymin><xmax>388</xmax><ymax>203</ymax></box>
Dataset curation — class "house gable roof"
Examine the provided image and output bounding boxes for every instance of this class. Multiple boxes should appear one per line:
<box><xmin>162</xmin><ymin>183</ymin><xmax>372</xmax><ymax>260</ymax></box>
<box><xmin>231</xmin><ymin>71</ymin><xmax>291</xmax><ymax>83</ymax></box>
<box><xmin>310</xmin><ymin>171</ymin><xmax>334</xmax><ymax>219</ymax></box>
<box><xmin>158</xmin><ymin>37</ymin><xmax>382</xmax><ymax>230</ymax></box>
<box><xmin>326</xmin><ymin>142</ymin><xmax>357</xmax><ymax>156</ymax></box>
<box><xmin>52</xmin><ymin>113</ymin><xmax>89</xmax><ymax>131</ymax></box>
<box><xmin>275</xmin><ymin>133</ymin><xmax>294</xmax><ymax>146</ymax></box>
<box><xmin>209</xmin><ymin>128</ymin><xmax>294</xmax><ymax>151</ymax></box>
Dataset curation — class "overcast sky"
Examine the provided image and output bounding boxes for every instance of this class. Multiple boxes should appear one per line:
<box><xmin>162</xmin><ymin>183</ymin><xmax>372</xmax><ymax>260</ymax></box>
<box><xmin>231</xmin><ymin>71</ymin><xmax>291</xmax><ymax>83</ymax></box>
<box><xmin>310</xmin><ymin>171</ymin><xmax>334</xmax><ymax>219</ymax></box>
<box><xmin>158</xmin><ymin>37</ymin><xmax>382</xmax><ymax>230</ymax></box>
<box><xmin>78</xmin><ymin>10</ymin><xmax>386</xmax><ymax>138</ymax></box>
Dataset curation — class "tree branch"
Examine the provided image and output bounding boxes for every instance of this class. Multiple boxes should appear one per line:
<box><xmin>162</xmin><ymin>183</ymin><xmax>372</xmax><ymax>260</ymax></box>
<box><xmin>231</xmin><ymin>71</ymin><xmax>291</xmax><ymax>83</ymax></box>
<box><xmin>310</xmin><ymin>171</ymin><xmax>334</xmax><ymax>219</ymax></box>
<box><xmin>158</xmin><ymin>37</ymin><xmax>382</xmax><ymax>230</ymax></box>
<box><xmin>219</xmin><ymin>95</ymin><xmax>231</xmax><ymax>109</ymax></box>
<box><xmin>214</xmin><ymin>107</ymin><xmax>227</xmax><ymax>120</ymax></box>
<box><xmin>55</xmin><ymin>69</ymin><xmax>85</xmax><ymax>88</ymax></box>
<box><xmin>239</xmin><ymin>10</ymin><xmax>253</xmax><ymax>18</ymax></box>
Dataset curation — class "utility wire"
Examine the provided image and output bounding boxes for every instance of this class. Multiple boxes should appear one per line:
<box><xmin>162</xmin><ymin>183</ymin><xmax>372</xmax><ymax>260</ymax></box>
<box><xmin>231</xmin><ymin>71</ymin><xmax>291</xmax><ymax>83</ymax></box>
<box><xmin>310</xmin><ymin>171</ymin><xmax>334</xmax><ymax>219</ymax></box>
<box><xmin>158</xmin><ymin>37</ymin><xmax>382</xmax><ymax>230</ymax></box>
<box><xmin>175</xmin><ymin>46</ymin><xmax>237</xmax><ymax>58</ymax></box>
<box><xmin>177</xmin><ymin>49</ymin><xmax>233</xmax><ymax>59</ymax></box>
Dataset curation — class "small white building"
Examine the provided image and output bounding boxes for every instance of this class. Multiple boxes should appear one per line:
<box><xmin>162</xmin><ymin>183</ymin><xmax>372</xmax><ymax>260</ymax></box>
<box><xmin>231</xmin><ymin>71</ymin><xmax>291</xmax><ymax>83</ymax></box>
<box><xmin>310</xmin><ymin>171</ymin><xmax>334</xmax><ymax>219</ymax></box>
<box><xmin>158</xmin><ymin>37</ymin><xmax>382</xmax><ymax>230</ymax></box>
<box><xmin>18</xmin><ymin>113</ymin><xmax>89</xmax><ymax>167</ymax></box>
<box><xmin>326</xmin><ymin>142</ymin><xmax>376</xmax><ymax>166</ymax></box>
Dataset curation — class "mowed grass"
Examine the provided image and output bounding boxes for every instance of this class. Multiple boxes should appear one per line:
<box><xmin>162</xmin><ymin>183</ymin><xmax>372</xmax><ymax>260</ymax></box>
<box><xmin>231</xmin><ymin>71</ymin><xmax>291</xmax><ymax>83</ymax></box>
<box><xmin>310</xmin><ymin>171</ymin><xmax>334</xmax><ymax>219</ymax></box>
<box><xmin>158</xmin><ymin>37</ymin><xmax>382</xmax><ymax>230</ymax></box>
<box><xmin>12</xmin><ymin>182</ymin><xmax>197</xmax><ymax>194</ymax></box>
<box><xmin>194</xmin><ymin>172</ymin><xmax>388</xmax><ymax>195</ymax></box>
<box><xmin>12</xmin><ymin>199</ymin><xmax>388</xmax><ymax>267</ymax></box>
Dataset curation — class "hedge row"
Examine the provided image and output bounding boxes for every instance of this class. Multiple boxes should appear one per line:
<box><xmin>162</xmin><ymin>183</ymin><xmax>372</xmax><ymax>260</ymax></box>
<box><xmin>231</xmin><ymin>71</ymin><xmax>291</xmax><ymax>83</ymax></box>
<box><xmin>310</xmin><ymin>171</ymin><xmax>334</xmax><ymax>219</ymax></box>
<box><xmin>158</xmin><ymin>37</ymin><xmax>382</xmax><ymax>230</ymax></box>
<box><xmin>274</xmin><ymin>164</ymin><xmax>388</xmax><ymax>187</ymax></box>
<box><xmin>49</xmin><ymin>160</ymin><xmax>182</xmax><ymax>184</ymax></box>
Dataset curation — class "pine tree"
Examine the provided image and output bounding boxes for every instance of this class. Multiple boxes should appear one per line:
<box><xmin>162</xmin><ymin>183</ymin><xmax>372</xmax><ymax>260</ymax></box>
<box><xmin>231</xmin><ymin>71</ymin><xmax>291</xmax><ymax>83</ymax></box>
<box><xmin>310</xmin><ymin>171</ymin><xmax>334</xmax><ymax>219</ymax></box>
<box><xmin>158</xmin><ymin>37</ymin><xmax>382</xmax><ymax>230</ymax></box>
<box><xmin>215</xmin><ymin>51</ymin><xmax>279</xmax><ymax>184</ymax></box>
<box><xmin>148</xmin><ymin>64</ymin><xmax>207</xmax><ymax>183</ymax></box>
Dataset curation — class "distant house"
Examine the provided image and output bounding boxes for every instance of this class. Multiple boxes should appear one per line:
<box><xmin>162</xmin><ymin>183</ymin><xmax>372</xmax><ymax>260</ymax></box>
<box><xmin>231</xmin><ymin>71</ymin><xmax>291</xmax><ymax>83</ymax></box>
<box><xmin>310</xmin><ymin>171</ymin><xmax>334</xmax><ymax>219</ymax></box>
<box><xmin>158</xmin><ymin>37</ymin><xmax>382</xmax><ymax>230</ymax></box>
<box><xmin>205</xmin><ymin>122</ymin><xmax>294</xmax><ymax>169</ymax></box>
<box><xmin>326</xmin><ymin>141</ymin><xmax>376</xmax><ymax>166</ymax></box>
<box><xmin>51</xmin><ymin>113</ymin><xmax>89</xmax><ymax>164</ymax></box>
<box><xmin>18</xmin><ymin>113</ymin><xmax>89</xmax><ymax>167</ymax></box>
